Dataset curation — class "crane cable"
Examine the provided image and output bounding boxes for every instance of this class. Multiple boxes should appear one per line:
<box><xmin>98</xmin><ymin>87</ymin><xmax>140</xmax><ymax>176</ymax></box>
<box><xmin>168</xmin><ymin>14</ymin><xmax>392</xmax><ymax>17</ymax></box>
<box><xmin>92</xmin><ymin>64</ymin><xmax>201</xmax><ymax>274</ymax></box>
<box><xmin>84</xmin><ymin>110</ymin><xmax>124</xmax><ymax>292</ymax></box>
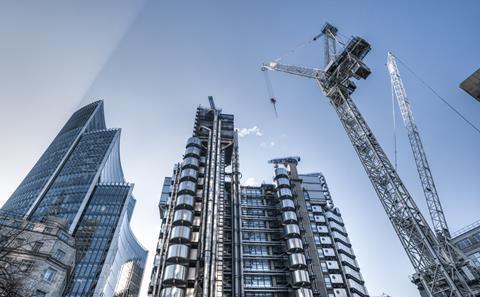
<box><xmin>395</xmin><ymin>55</ymin><xmax>480</xmax><ymax>135</ymax></box>
<box><xmin>263</xmin><ymin>70</ymin><xmax>278</xmax><ymax>118</ymax></box>
<box><xmin>274</xmin><ymin>33</ymin><xmax>321</xmax><ymax>62</ymax></box>
<box><xmin>265</xmin><ymin>31</ymin><xmax>335</xmax><ymax>118</ymax></box>
<box><xmin>265</xmin><ymin>32</ymin><xmax>325</xmax><ymax>118</ymax></box>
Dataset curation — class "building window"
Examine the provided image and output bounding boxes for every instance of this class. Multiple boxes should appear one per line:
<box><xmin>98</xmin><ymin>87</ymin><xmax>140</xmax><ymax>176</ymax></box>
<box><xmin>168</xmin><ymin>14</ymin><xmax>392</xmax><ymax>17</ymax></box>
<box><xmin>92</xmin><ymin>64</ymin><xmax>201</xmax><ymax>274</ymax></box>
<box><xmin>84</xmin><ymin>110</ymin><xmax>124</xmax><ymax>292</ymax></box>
<box><xmin>242</xmin><ymin>232</ymin><xmax>267</xmax><ymax>242</ymax></box>
<box><xmin>26</xmin><ymin>223</ymin><xmax>35</xmax><ymax>231</ymax></box>
<box><xmin>43</xmin><ymin>267</ymin><xmax>57</xmax><ymax>283</ymax></box>
<box><xmin>241</xmin><ymin>198</ymin><xmax>265</xmax><ymax>206</ymax></box>
<box><xmin>457</xmin><ymin>238</ymin><xmax>473</xmax><ymax>249</ymax></box>
<box><xmin>241</xmin><ymin>208</ymin><xmax>265</xmax><ymax>216</ymax></box>
<box><xmin>470</xmin><ymin>252</ymin><xmax>480</xmax><ymax>268</ymax></box>
<box><xmin>58</xmin><ymin>231</ymin><xmax>70</xmax><ymax>242</ymax></box>
<box><xmin>321</xmin><ymin>262</ymin><xmax>328</xmax><ymax>272</ymax></box>
<box><xmin>20</xmin><ymin>259</ymin><xmax>34</xmax><ymax>272</ymax></box>
<box><xmin>15</xmin><ymin>237</ymin><xmax>26</xmax><ymax>247</ymax></box>
<box><xmin>246</xmin><ymin>293</ymin><xmax>273</xmax><ymax>297</ymax></box>
<box><xmin>43</xmin><ymin>226</ymin><xmax>53</xmax><ymax>233</ymax></box>
<box><xmin>244</xmin><ymin>259</ymin><xmax>270</xmax><ymax>271</ymax></box>
<box><xmin>305</xmin><ymin>202</ymin><xmax>312</xmax><ymax>210</ymax></box>
<box><xmin>242</xmin><ymin>220</ymin><xmax>267</xmax><ymax>228</ymax></box>
<box><xmin>272</xmin><ymin>260</ymin><xmax>284</xmax><ymax>270</ymax></box>
<box><xmin>244</xmin><ymin>275</ymin><xmax>272</xmax><ymax>288</ymax></box>
<box><xmin>244</xmin><ymin>245</ymin><xmax>268</xmax><ymax>256</ymax></box>
<box><xmin>275</xmin><ymin>275</ymin><xmax>288</xmax><ymax>285</ymax></box>
<box><xmin>54</xmin><ymin>249</ymin><xmax>66</xmax><ymax>261</ymax></box>
<box><xmin>32</xmin><ymin>242</ymin><xmax>44</xmax><ymax>252</ymax></box>
<box><xmin>317</xmin><ymin>248</ymin><xmax>324</xmax><ymax>258</ymax></box>
<box><xmin>473</xmin><ymin>232</ymin><xmax>480</xmax><ymax>242</ymax></box>
<box><xmin>324</xmin><ymin>276</ymin><xmax>332</xmax><ymax>288</ymax></box>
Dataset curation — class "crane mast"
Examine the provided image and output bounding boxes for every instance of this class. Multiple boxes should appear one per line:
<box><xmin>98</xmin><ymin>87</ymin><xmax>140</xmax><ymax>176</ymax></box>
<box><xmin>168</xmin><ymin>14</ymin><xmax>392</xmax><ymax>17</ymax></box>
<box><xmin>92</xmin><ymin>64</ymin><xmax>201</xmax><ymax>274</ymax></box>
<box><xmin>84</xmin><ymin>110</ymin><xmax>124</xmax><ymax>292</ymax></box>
<box><xmin>262</xmin><ymin>23</ymin><xmax>477</xmax><ymax>297</ymax></box>
<box><xmin>386</xmin><ymin>52</ymin><xmax>451</xmax><ymax>241</ymax></box>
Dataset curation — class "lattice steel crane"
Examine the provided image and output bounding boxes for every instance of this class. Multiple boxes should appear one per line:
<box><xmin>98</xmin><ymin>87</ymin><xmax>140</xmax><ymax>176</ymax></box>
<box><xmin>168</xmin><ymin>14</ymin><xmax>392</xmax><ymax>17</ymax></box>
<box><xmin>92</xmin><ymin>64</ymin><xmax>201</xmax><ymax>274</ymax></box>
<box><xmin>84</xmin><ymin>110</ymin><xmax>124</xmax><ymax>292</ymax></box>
<box><xmin>387</xmin><ymin>53</ymin><xmax>479</xmax><ymax>293</ymax></box>
<box><xmin>387</xmin><ymin>53</ymin><xmax>451</xmax><ymax>241</ymax></box>
<box><xmin>261</xmin><ymin>23</ymin><xmax>478</xmax><ymax>297</ymax></box>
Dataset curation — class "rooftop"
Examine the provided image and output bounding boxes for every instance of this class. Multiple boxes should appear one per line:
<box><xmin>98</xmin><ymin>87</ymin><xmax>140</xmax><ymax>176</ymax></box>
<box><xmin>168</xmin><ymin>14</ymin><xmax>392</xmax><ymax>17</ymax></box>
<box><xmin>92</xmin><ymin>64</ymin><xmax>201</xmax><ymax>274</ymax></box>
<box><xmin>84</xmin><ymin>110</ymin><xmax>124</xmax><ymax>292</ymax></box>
<box><xmin>460</xmin><ymin>68</ymin><xmax>480</xmax><ymax>102</ymax></box>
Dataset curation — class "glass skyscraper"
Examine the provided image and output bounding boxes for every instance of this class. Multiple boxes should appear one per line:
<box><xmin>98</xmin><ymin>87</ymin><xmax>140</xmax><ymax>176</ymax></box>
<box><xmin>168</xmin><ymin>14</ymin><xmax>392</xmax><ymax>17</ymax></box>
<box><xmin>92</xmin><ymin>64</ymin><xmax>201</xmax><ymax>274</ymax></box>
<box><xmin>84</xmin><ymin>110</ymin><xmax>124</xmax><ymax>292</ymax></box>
<box><xmin>1</xmin><ymin>100</ymin><xmax>147</xmax><ymax>297</ymax></box>
<box><xmin>148</xmin><ymin>99</ymin><xmax>369</xmax><ymax>297</ymax></box>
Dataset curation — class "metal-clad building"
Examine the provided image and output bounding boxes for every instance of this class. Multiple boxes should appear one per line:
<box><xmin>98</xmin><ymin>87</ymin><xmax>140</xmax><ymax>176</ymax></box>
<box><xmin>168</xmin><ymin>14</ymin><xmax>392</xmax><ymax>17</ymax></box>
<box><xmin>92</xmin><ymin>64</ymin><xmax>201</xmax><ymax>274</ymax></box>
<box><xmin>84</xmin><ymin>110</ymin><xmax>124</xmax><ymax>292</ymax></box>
<box><xmin>281</xmin><ymin>165</ymin><xmax>369</xmax><ymax>297</ymax></box>
<box><xmin>240</xmin><ymin>184</ymin><xmax>290</xmax><ymax>297</ymax></box>
<box><xmin>149</xmin><ymin>99</ymin><xmax>236</xmax><ymax>296</ymax></box>
<box><xmin>148</xmin><ymin>100</ymin><xmax>369</xmax><ymax>297</ymax></box>
<box><xmin>452</xmin><ymin>220</ymin><xmax>480</xmax><ymax>269</ymax></box>
<box><xmin>1</xmin><ymin>101</ymin><xmax>147</xmax><ymax>297</ymax></box>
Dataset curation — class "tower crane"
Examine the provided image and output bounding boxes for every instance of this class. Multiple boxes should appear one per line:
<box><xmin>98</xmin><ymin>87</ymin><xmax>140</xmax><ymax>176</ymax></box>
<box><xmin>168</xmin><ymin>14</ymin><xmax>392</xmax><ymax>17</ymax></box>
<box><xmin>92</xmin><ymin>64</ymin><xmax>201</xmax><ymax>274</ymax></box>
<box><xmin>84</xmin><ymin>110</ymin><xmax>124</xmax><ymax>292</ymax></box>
<box><xmin>387</xmin><ymin>52</ymin><xmax>479</xmax><ymax>293</ymax></box>
<box><xmin>261</xmin><ymin>23</ymin><xmax>479</xmax><ymax>297</ymax></box>
<box><xmin>387</xmin><ymin>53</ymin><xmax>451</xmax><ymax>246</ymax></box>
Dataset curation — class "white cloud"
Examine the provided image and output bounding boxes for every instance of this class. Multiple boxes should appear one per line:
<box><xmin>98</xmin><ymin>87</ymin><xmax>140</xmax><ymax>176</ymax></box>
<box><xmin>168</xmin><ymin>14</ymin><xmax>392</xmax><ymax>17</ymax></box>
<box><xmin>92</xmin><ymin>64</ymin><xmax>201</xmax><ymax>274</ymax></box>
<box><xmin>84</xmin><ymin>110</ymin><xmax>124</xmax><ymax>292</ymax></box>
<box><xmin>260</xmin><ymin>141</ymin><xmax>275</xmax><ymax>148</ymax></box>
<box><xmin>237</xmin><ymin>126</ymin><xmax>263</xmax><ymax>137</ymax></box>
<box><xmin>243</xmin><ymin>177</ymin><xmax>260</xmax><ymax>186</ymax></box>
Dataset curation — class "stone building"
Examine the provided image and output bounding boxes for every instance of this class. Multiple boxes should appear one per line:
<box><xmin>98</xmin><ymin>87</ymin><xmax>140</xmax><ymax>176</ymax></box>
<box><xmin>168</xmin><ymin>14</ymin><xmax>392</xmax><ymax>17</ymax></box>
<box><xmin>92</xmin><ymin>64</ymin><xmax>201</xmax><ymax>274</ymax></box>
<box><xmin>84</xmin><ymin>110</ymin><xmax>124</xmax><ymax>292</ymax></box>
<box><xmin>0</xmin><ymin>214</ymin><xmax>76</xmax><ymax>297</ymax></box>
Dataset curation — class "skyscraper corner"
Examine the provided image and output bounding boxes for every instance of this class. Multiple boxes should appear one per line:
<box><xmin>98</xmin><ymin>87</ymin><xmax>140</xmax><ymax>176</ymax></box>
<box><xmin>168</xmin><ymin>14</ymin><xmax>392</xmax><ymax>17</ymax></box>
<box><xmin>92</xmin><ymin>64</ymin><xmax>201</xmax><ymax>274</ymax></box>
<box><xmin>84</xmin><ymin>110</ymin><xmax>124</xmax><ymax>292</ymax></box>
<box><xmin>1</xmin><ymin>100</ymin><xmax>147</xmax><ymax>297</ymax></box>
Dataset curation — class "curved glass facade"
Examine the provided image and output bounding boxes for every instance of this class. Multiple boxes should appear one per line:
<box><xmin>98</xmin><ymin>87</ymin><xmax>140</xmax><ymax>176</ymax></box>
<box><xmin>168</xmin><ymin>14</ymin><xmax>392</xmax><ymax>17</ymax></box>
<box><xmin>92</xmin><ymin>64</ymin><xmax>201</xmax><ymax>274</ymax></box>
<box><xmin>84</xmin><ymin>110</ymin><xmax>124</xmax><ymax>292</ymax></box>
<box><xmin>63</xmin><ymin>184</ymin><xmax>132</xmax><ymax>296</ymax></box>
<box><xmin>31</xmin><ymin>129</ymin><xmax>119</xmax><ymax>227</ymax></box>
<box><xmin>100</xmin><ymin>197</ymin><xmax>147</xmax><ymax>297</ymax></box>
<box><xmin>1</xmin><ymin>101</ymin><xmax>146</xmax><ymax>297</ymax></box>
<box><xmin>62</xmin><ymin>186</ymin><xmax>147</xmax><ymax>297</ymax></box>
<box><xmin>2</xmin><ymin>101</ymin><xmax>105</xmax><ymax>217</ymax></box>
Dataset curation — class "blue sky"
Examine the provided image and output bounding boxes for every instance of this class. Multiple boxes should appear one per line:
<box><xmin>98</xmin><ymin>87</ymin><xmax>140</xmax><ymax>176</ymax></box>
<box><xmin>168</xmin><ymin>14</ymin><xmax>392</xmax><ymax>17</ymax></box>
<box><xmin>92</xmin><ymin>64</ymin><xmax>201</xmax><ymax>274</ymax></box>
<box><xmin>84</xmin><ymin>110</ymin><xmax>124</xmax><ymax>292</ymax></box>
<box><xmin>0</xmin><ymin>1</ymin><xmax>479</xmax><ymax>296</ymax></box>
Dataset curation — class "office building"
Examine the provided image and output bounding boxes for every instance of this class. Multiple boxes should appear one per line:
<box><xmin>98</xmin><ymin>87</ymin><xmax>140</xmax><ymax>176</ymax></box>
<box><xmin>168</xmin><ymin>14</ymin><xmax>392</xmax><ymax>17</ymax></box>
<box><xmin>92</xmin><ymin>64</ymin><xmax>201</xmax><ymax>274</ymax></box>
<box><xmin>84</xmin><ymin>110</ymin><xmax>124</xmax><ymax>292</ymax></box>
<box><xmin>452</xmin><ymin>220</ymin><xmax>480</xmax><ymax>269</ymax></box>
<box><xmin>1</xmin><ymin>101</ymin><xmax>147</xmax><ymax>296</ymax></box>
<box><xmin>148</xmin><ymin>99</ymin><xmax>369</xmax><ymax>297</ymax></box>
